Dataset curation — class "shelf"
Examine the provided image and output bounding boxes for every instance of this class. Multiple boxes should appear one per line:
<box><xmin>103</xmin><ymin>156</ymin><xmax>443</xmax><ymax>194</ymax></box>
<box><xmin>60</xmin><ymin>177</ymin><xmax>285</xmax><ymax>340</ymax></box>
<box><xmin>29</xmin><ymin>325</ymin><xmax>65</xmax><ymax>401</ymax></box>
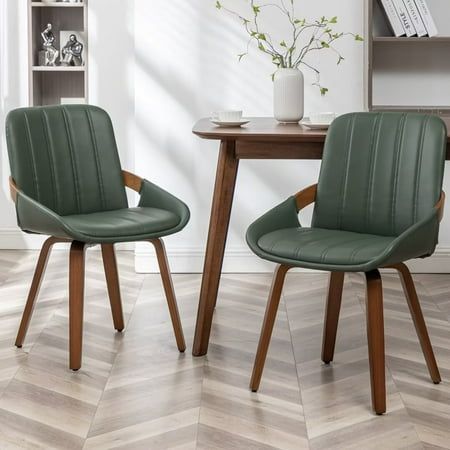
<box><xmin>373</xmin><ymin>36</ymin><xmax>450</xmax><ymax>43</ymax></box>
<box><xmin>32</xmin><ymin>65</ymin><xmax>86</xmax><ymax>72</ymax></box>
<box><xmin>31</xmin><ymin>2</ymin><xmax>84</xmax><ymax>7</ymax></box>
<box><xmin>372</xmin><ymin>105</ymin><xmax>450</xmax><ymax>114</ymax></box>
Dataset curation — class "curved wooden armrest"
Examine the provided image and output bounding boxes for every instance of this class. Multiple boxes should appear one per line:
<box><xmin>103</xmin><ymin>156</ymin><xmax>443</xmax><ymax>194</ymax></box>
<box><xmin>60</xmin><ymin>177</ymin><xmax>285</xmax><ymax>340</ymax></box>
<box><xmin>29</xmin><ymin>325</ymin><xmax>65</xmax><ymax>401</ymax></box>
<box><xmin>122</xmin><ymin>170</ymin><xmax>143</xmax><ymax>193</ymax></box>
<box><xmin>294</xmin><ymin>184</ymin><xmax>317</xmax><ymax>211</ymax></box>
<box><xmin>9</xmin><ymin>177</ymin><xmax>19</xmax><ymax>204</ymax></box>
<box><xmin>436</xmin><ymin>191</ymin><xmax>445</xmax><ymax>223</ymax></box>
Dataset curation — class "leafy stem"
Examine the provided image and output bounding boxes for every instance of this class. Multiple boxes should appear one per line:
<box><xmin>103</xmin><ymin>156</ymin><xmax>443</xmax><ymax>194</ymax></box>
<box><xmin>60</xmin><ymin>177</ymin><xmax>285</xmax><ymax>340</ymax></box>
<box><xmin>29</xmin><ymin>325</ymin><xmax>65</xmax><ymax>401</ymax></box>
<box><xmin>215</xmin><ymin>0</ymin><xmax>363</xmax><ymax>95</ymax></box>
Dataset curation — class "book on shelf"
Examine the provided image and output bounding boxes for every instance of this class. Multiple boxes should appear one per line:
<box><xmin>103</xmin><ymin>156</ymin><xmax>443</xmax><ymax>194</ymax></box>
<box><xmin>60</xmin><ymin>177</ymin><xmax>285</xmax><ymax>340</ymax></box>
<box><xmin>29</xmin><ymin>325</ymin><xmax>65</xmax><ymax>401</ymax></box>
<box><xmin>414</xmin><ymin>0</ymin><xmax>438</xmax><ymax>36</ymax></box>
<box><xmin>392</xmin><ymin>0</ymin><xmax>416</xmax><ymax>36</ymax></box>
<box><xmin>379</xmin><ymin>0</ymin><xmax>406</xmax><ymax>37</ymax></box>
<box><xmin>403</xmin><ymin>0</ymin><xmax>427</xmax><ymax>36</ymax></box>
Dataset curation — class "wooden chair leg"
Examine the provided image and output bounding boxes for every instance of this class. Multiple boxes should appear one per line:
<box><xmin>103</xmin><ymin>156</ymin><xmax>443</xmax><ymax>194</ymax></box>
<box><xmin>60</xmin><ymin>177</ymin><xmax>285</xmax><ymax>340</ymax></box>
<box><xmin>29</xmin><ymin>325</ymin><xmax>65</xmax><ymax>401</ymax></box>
<box><xmin>150</xmin><ymin>239</ymin><xmax>186</xmax><ymax>352</ymax></box>
<box><xmin>390</xmin><ymin>263</ymin><xmax>441</xmax><ymax>384</ymax></box>
<box><xmin>365</xmin><ymin>270</ymin><xmax>386</xmax><ymax>415</ymax></box>
<box><xmin>250</xmin><ymin>264</ymin><xmax>291</xmax><ymax>392</ymax></box>
<box><xmin>322</xmin><ymin>272</ymin><xmax>345</xmax><ymax>364</ymax></box>
<box><xmin>69</xmin><ymin>241</ymin><xmax>87</xmax><ymax>371</ymax></box>
<box><xmin>101</xmin><ymin>244</ymin><xmax>125</xmax><ymax>332</ymax></box>
<box><xmin>15</xmin><ymin>237</ymin><xmax>67</xmax><ymax>348</ymax></box>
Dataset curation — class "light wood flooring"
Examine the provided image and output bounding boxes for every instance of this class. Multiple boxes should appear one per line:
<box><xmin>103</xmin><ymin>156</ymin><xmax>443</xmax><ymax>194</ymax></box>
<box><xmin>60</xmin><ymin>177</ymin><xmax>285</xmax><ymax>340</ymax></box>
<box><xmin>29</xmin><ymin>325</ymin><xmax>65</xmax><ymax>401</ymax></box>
<box><xmin>0</xmin><ymin>249</ymin><xmax>449</xmax><ymax>449</ymax></box>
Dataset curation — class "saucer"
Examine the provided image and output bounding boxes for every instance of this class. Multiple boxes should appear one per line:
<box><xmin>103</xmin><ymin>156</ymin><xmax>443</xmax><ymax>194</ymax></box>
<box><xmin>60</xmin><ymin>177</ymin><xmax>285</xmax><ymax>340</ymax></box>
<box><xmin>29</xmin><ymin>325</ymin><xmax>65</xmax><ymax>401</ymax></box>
<box><xmin>301</xmin><ymin>118</ymin><xmax>332</xmax><ymax>130</ymax></box>
<box><xmin>210</xmin><ymin>119</ymin><xmax>250</xmax><ymax>128</ymax></box>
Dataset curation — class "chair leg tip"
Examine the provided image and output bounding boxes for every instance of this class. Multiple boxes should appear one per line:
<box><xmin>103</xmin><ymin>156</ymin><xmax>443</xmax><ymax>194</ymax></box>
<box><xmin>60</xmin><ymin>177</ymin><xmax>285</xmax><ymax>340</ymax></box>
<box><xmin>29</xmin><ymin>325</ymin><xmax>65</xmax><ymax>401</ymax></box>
<box><xmin>433</xmin><ymin>380</ymin><xmax>441</xmax><ymax>385</ymax></box>
<box><xmin>15</xmin><ymin>344</ymin><xmax>22</xmax><ymax>348</ymax></box>
<box><xmin>116</xmin><ymin>328</ymin><xmax>124</xmax><ymax>333</ymax></box>
<box><xmin>71</xmin><ymin>368</ymin><xmax>80</xmax><ymax>372</ymax></box>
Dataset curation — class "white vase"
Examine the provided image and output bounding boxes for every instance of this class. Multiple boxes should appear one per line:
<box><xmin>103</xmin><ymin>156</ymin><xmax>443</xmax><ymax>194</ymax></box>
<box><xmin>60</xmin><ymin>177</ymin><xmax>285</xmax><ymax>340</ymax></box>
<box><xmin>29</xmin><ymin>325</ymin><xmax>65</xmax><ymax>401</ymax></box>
<box><xmin>273</xmin><ymin>68</ymin><xmax>304</xmax><ymax>123</ymax></box>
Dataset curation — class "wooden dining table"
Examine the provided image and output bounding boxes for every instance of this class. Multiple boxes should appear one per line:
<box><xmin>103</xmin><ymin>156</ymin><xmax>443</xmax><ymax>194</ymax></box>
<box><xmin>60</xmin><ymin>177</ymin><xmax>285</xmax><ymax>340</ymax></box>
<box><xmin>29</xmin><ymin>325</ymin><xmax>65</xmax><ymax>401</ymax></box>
<box><xmin>191</xmin><ymin>116</ymin><xmax>450</xmax><ymax>356</ymax></box>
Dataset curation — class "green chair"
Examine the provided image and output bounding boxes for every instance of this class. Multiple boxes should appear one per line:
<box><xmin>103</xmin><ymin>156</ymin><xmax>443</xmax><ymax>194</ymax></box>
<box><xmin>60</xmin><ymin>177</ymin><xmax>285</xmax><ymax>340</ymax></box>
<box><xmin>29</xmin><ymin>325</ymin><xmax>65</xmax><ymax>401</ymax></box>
<box><xmin>6</xmin><ymin>104</ymin><xmax>190</xmax><ymax>370</ymax></box>
<box><xmin>247</xmin><ymin>112</ymin><xmax>446</xmax><ymax>414</ymax></box>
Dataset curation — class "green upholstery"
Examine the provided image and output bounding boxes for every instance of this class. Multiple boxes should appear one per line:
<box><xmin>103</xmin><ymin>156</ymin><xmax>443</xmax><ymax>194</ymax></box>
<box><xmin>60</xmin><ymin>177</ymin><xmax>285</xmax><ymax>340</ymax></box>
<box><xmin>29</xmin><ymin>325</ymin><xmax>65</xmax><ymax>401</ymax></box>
<box><xmin>247</xmin><ymin>112</ymin><xmax>447</xmax><ymax>272</ymax></box>
<box><xmin>6</xmin><ymin>105</ymin><xmax>189</xmax><ymax>243</ymax></box>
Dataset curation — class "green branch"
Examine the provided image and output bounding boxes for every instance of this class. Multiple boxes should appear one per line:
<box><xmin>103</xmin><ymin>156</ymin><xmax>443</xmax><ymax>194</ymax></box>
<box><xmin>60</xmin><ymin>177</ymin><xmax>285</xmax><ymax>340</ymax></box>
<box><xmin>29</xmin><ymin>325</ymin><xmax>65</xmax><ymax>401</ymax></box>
<box><xmin>215</xmin><ymin>0</ymin><xmax>363</xmax><ymax>94</ymax></box>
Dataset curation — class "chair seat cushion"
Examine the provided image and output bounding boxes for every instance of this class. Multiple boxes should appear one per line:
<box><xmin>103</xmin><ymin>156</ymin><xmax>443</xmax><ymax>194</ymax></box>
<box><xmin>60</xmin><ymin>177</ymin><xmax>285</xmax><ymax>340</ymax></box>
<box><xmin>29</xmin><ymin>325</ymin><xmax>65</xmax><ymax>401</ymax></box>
<box><xmin>258</xmin><ymin>227</ymin><xmax>396</xmax><ymax>269</ymax></box>
<box><xmin>62</xmin><ymin>207</ymin><xmax>180</xmax><ymax>241</ymax></box>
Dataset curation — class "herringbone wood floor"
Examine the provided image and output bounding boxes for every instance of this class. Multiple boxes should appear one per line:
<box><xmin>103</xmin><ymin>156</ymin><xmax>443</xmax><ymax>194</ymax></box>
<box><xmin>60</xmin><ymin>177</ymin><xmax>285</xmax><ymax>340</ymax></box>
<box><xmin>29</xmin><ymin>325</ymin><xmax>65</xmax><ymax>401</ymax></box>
<box><xmin>0</xmin><ymin>250</ymin><xmax>449</xmax><ymax>449</ymax></box>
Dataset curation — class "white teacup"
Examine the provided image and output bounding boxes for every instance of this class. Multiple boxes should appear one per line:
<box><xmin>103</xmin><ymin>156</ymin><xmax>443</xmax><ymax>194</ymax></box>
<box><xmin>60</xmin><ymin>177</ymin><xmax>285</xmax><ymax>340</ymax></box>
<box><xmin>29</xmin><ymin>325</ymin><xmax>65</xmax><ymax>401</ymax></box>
<box><xmin>212</xmin><ymin>110</ymin><xmax>243</xmax><ymax>122</ymax></box>
<box><xmin>309</xmin><ymin>112</ymin><xmax>336</xmax><ymax>124</ymax></box>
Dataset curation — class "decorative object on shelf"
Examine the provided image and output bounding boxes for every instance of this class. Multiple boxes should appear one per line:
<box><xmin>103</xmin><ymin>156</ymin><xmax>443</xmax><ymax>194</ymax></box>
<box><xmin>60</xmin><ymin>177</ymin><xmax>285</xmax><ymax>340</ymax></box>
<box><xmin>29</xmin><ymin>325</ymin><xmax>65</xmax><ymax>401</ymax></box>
<box><xmin>40</xmin><ymin>23</ymin><xmax>58</xmax><ymax>66</ymax></box>
<box><xmin>215</xmin><ymin>0</ymin><xmax>363</xmax><ymax>123</ymax></box>
<box><xmin>60</xmin><ymin>31</ymin><xmax>84</xmax><ymax>66</ymax></box>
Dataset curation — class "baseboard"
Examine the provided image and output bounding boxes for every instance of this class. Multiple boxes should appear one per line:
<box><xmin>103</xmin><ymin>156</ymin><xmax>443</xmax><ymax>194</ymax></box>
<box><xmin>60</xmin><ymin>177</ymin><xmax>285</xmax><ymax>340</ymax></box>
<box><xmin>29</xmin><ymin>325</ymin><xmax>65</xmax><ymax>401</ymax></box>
<box><xmin>1</xmin><ymin>229</ymin><xmax>449</xmax><ymax>274</ymax></box>
<box><xmin>135</xmin><ymin>243</ymin><xmax>450</xmax><ymax>274</ymax></box>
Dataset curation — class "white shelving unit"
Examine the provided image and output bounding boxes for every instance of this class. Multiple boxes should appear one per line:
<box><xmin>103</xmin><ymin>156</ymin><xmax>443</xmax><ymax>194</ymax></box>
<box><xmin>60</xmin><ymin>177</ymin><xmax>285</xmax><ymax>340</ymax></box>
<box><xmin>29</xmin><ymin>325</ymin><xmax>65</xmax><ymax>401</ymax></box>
<box><xmin>366</xmin><ymin>0</ymin><xmax>450</xmax><ymax>115</ymax></box>
<box><xmin>28</xmin><ymin>0</ymin><xmax>88</xmax><ymax>106</ymax></box>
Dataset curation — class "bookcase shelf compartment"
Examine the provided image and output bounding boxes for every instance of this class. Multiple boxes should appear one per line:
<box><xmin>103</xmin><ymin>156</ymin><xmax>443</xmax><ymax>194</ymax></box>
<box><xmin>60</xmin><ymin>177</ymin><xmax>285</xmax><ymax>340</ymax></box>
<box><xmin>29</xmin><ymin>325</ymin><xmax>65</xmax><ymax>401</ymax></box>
<box><xmin>366</xmin><ymin>0</ymin><xmax>450</xmax><ymax>115</ymax></box>
<box><xmin>28</xmin><ymin>0</ymin><xmax>88</xmax><ymax>106</ymax></box>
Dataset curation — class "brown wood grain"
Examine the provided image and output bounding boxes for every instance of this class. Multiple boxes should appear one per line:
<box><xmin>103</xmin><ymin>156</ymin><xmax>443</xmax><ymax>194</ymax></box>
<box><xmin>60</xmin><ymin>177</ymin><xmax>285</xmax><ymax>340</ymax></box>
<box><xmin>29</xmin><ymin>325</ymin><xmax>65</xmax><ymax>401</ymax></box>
<box><xmin>295</xmin><ymin>184</ymin><xmax>317</xmax><ymax>211</ymax></box>
<box><xmin>150</xmin><ymin>238</ymin><xmax>186</xmax><ymax>353</ymax></box>
<box><xmin>193</xmin><ymin>117</ymin><xmax>450</xmax><ymax>158</ymax></box>
<box><xmin>192</xmin><ymin>140</ymin><xmax>239</xmax><ymax>356</ymax></box>
<box><xmin>321</xmin><ymin>272</ymin><xmax>345</xmax><ymax>364</ymax></box>
<box><xmin>250</xmin><ymin>264</ymin><xmax>291</xmax><ymax>392</ymax></box>
<box><xmin>101</xmin><ymin>244</ymin><xmax>125</xmax><ymax>332</ymax></box>
<box><xmin>365</xmin><ymin>269</ymin><xmax>386</xmax><ymax>415</ymax></box>
<box><xmin>390</xmin><ymin>263</ymin><xmax>441</xmax><ymax>384</ymax></box>
<box><xmin>69</xmin><ymin>241</ymin><xmax>86</xmax><ymax>371</ymax></box>
<box><xmin>122</xmin><ymin>170</ymin><xmax>143</xmax><ymax>193</ymax></box>
<box><xmin>15</xmin><ymin>237</ymin><xmax>71</xmax><ymax>348</ymax></box>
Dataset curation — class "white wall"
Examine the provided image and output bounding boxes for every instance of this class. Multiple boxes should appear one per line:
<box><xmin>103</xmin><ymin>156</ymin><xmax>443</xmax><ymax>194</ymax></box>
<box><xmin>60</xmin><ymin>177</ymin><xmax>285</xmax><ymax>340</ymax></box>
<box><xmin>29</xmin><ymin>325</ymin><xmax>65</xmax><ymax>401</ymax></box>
<box><xmin>1</xmin><ymin>0</ymin><xmax>450</xmax><ymax>273</ymax></box>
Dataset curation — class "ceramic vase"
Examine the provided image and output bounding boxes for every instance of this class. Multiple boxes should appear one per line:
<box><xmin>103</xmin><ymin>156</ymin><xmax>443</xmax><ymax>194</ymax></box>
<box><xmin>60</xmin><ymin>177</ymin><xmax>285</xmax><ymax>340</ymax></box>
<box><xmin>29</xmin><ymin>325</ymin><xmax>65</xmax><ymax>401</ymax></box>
<box><xmin>273</xmin><ymin>68</ymin><xmax>304</xmax><ymax>123</ymax></box>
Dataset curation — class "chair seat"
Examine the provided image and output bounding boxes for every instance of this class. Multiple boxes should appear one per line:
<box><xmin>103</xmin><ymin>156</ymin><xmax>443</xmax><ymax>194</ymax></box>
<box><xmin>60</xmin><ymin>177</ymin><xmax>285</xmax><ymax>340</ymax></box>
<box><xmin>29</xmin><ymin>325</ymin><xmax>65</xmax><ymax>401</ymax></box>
<box><xmin>62</xmin><ymin>207</ymin><xmax>180</xmax><ymax>242</ymax></box>
<box><xmin>258</xmin><ymin>227</ymin><xmax>396</xmax><ymax>270</ymax></box>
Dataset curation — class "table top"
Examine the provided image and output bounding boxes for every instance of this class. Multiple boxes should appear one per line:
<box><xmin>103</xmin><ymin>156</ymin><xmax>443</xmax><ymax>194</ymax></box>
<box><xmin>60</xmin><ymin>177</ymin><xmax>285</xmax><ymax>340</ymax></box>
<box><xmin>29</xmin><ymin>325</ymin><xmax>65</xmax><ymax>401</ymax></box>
<box><xmin>193</xmin><ymin>116</ymin><xmax>450</xmax><ymax>143</ymax></box>
<box><xmin>192</xmin><ymin>117</ymin><xmax>327</xmax><ymax>142</ymax></box>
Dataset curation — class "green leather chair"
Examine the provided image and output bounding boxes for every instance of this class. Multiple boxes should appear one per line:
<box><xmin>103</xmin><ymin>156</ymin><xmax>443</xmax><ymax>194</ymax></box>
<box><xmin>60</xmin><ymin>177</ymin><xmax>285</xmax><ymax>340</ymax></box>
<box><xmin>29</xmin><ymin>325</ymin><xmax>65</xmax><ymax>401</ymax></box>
<box><xmin>6</xmin><ymin>104</ymin><xmax>190</xmax><ymax>370</ymax></box>
<box><xmin>247</xmin><ymin>112</ymin><xmax>446</xmax><ymax>414</ymax></box>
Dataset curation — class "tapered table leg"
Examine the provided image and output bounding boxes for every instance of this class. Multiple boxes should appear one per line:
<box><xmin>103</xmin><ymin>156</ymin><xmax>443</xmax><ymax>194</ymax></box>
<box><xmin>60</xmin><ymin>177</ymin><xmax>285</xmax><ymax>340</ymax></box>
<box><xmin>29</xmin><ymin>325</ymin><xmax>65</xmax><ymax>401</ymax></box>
<box><xmin>192</xmin><ymin>140</ymin><xmax>239</xmax><ymax>356</ymax></box>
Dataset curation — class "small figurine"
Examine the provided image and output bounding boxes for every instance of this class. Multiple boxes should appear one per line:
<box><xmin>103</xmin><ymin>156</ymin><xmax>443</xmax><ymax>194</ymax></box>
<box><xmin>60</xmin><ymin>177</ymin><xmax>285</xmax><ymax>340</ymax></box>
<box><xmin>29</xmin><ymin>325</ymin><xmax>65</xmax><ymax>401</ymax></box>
<box><xmin>61</xmin><ymin>34</ymin><xmax>84</xmax><ymax>66</ymax></box>
<box><xmin>41</xmin><ymin>23</ymin><xmax>58</xmax><ymax>66</ymax></box>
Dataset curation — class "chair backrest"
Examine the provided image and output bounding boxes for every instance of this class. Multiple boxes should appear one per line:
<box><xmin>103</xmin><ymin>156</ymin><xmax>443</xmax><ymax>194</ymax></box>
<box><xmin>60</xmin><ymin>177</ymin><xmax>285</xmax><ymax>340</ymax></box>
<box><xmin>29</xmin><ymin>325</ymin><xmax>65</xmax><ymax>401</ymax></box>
<box><xmin>312</xmin><ymin>112</ymin><xmax>447</xmax><ymax>236</ymax></box>
<box><xmin>6</xmin><ymin>104</ymin><xmax>128</xmax><ymax>216</ymax></box>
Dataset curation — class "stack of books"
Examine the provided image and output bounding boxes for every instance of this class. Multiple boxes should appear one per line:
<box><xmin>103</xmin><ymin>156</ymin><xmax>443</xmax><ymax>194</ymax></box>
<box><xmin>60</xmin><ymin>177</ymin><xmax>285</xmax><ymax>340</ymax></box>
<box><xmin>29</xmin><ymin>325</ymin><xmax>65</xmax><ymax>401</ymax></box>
<box><xmin>379</xmin><ymin>0</ymin><xmax>438</xmax><ymax>37</ymax></box>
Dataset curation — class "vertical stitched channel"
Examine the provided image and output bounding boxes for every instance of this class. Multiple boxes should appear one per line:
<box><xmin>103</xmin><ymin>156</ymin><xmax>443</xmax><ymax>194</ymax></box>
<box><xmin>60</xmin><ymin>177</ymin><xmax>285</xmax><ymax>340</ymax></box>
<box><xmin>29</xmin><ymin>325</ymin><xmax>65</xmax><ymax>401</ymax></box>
<box><xmin>86</xmin><ymin>109</ymin><xmax>106</xmax><ymax>210</ymax></box>
<box><xmin>61</xmin><ymin>106</ymin><xmax>81</xmax><ymax>213</ymax></box>
<box><xmin>337</xmin><ymin>114</ymin><xmax>356</xmax><ymax>230</ymax></box>
<box><xmin>412</xmin><ymin>116</ymin><xmax>429</xmax><ymax>224</ymax></box>
<box><xmin>23</xmin><ymin>112</ymin><xmax>40</xmax><ymax>201</ymax></box>
<box><xmin>365</xmin><ymin>113</ymin><xmax>382</xmax><ymax>232</ymax></box>
<box><xmin>41</xmin><ymin>110</ymin><xmax>59</xmax><ymax>212</ymax></box>
<box><xmin>390</xmin><ymin>114</ymin><xmax>407</xmax><ymax>236</ymax></box>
